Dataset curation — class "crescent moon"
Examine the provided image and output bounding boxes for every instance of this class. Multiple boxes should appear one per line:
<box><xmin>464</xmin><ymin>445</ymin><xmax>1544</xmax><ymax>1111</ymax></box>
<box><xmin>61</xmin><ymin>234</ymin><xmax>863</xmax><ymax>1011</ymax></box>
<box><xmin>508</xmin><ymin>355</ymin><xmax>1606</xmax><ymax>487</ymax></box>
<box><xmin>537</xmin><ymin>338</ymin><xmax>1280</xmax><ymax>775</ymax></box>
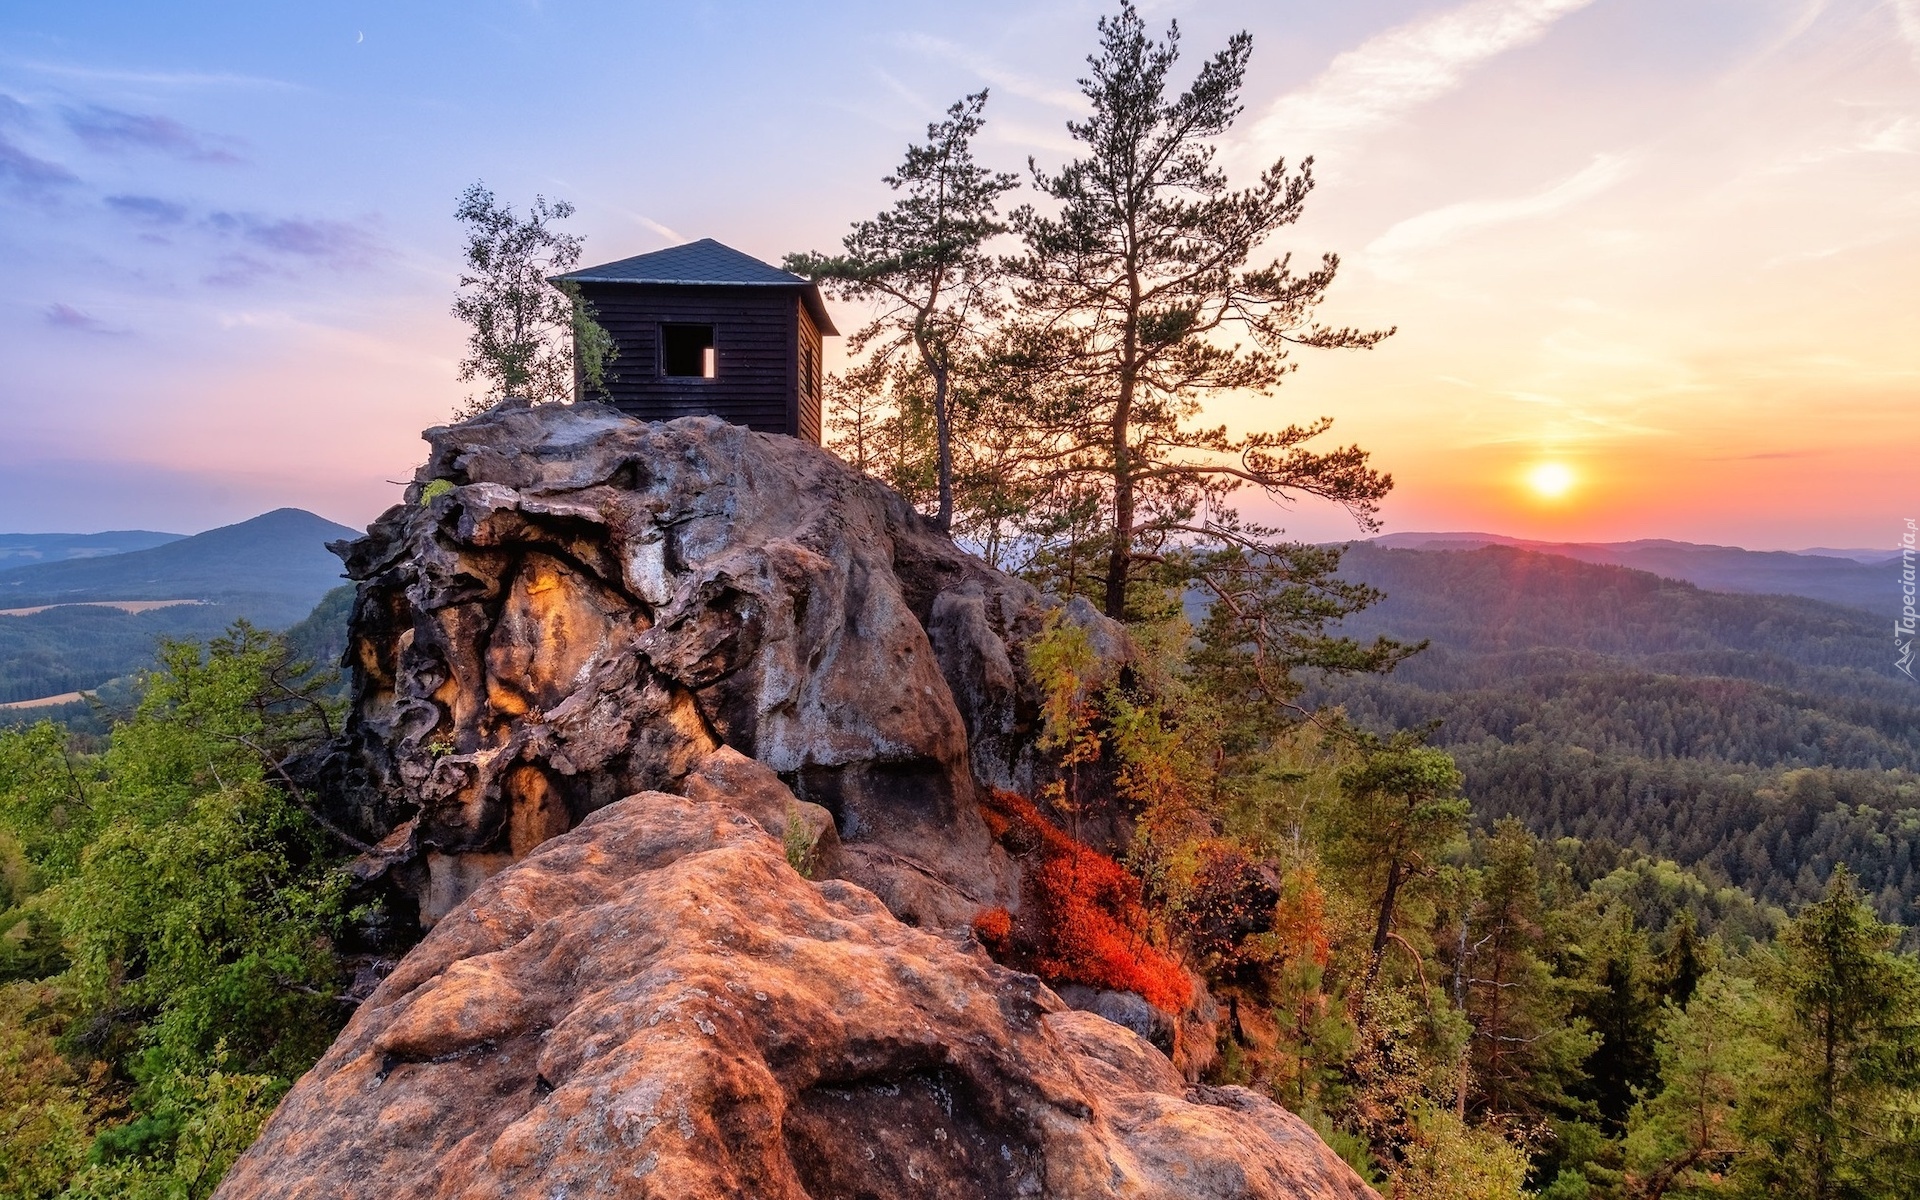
<box><xmin>356</xmin><ymin>31</ymin><xmax>365</xmax><ymax>43</ymax></box>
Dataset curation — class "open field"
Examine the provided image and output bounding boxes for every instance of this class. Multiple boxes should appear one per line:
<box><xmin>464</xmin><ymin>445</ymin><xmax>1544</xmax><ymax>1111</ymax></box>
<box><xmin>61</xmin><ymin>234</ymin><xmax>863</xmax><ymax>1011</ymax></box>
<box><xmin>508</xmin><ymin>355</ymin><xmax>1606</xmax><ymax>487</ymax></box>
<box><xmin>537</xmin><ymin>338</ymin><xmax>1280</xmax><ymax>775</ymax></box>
<box><xmin>0</xmin><ymin>690</ymin><xmax>87</xmax><ymax>710</ymax></box>
<box><xmin>0</xmin><ymin>599</ymin><xmax>203</xmax><ymax>617</ymax></box>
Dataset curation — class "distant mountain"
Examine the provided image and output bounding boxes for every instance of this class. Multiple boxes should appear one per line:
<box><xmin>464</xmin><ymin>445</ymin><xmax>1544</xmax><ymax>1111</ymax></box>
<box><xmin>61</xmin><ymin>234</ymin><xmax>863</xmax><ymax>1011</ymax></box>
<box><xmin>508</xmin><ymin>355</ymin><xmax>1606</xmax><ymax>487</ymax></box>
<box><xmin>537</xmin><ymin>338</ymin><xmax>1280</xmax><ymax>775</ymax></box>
<box><xmin>0</xmin><ymin>511</ymin><xmax>362</xmax><ymax>707</ymax></box>
<box><xmin>1370</xmin><ymin>531</ymin><xmax>1896</xmax><ymax>615</ymax></box>
<box><xmin>0</xmin><ymin>529</ymin><xmax>184</xmax><ymax>569</ymax></box>
<box><xmin>0</xmin><ymin>508</ymin><xmax>357</xmax><ymax>627</ymax></box>
<box><xmin>1795</xmin><ymin>547</ymin><xmax>1897</xmax><ymax>565</ymax></box>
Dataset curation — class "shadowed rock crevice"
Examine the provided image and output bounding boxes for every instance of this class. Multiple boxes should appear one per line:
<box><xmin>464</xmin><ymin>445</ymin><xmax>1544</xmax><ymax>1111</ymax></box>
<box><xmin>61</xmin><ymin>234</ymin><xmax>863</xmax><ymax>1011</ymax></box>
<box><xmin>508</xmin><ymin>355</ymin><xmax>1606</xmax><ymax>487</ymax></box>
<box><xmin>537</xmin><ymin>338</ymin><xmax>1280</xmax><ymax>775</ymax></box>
<box><xmin>783</xmin><ymin>1067</ymin><xmax>1044</xmax><ymax>1200</ymax></box>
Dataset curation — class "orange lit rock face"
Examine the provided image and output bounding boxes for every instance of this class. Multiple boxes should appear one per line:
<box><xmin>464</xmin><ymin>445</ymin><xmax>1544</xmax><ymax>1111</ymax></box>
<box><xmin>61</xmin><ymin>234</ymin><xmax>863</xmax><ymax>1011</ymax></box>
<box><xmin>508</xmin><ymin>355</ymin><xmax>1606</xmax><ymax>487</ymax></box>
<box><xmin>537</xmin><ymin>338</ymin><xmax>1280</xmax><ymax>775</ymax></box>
<box><xmin>214</xmin><ymin>781</ymin><xmax>1379</xmax><ymax>1200</ymax></box>
<box><xmin>321</xmin><ymin>402</ymin><xmax>1103</xmax><ymax>929</ymax></box>
<box><xmin>485</xmin><ymin>552</ymin><xmax>638</xmax><ymax>718</ymax></box>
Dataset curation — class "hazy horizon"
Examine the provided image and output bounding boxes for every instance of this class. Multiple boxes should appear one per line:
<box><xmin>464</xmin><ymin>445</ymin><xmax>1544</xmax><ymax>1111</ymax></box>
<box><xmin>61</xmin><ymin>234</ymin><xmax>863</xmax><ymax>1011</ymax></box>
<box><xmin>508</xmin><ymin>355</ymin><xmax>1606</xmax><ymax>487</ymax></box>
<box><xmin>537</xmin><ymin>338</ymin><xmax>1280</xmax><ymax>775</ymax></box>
<box><xmin>0</xmin><ymin>508</ymin><xmax>1905</xmax><ymax>562</ymax></box>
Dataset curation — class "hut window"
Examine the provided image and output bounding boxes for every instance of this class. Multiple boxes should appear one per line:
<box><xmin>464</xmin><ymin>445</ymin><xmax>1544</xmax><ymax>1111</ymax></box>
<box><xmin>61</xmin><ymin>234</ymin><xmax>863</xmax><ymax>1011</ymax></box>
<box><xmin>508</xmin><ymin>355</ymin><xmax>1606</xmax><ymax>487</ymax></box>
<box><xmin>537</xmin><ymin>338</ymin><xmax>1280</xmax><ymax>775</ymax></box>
<box><xmin>662</xmin><ymin>324</ymin><xmax>715</xmax><ymax>378</ymax></box>
<box><xmin>802</xmin><ymin>342</ymin><xmax>816</xmax><ymax>399</ymax></box>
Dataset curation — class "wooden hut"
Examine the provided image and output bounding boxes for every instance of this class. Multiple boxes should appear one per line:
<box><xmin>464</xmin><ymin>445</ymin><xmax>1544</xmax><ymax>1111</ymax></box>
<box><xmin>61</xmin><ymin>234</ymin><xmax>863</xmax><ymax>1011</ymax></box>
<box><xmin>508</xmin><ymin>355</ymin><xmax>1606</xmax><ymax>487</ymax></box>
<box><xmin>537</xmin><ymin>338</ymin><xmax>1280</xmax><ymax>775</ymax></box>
<box><xmin>552</xmin><ymin>239</ymin><xmax>837</xmax><ymax>443</ymax></box>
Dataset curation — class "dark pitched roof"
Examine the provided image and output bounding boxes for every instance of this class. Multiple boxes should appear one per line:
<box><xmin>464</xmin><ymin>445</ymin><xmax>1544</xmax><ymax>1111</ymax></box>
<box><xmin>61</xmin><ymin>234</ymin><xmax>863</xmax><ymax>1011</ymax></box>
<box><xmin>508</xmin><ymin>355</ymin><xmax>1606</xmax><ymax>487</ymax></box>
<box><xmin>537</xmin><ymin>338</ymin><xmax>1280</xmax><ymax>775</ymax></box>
<box><xmin>554</xmin><ymin>238</ymin><xmax>838</xmax><ymax>334</ymax></box>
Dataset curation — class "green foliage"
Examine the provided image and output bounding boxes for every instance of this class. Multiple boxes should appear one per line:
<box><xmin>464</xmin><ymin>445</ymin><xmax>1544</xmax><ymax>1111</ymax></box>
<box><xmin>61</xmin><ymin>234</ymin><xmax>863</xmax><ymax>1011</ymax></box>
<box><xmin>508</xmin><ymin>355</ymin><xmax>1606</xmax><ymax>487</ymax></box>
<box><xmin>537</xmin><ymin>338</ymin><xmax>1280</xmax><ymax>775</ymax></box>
<box><xmin>1731</xmin><ymin>870</ymin><xmax>1920</xmax><ymax>1198</ymax></box>
<box><xmin>1568</xmin><ymin>909</ymin><xmax>1661</xmax><ymax>1131</ymax></box>
<box><xmin>782</xmin><ymin>805</ymin><xmax>815</xmax><ymax>880</ymax></box>
<box><xmin>787</xmin><ymin>90</ymin><xmax>1018</xmax><ymax>530</ymax></box>
<box><xmin>1391</xmin><ymin>1105</ymin><xmax>1532</xmax><ymax>1200</ymax></box>
<box><xmin>1454</xmin><ymin>822</ymin><xmax>1598</xmax><ymax>1122</ymax></box>
<box><xmin>1625</xmin><ymin>972</ymin><xmax>1766</xmax><ymax>1199</ymax></box>
<box><xmin>451</xmin><ymin>181</ymin><xmax>615</xmax><ymax>412</ymax></box>
<box><xmin>0</xmin><ymin>983</ymin><xmax>95</xmax><ymax>1199</ymax></box>
<box><xmin>1325</xmin><ymin>733</ymin><xmax>1469</xmax><ymax>988</ymax></box>
<box><xmin>0</xmin><ymin>623</ymin><xmax>351</xmax><ymax>1198</ymax></box>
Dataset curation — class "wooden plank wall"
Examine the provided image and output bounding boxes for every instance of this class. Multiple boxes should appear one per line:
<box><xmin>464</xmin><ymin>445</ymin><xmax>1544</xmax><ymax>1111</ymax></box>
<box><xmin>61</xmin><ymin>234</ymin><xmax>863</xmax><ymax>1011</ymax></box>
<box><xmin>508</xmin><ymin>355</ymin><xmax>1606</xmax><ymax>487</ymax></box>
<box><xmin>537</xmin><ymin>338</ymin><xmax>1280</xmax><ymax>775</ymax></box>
<box><xmin>580</xmin><ymin>284</ymin><xmax>802</xmax><ymax>437</ymax></box>
<box><xmin>797</xmin><ymin>301</ymin><xmax>823</xmax><ymax>444</ymax></box>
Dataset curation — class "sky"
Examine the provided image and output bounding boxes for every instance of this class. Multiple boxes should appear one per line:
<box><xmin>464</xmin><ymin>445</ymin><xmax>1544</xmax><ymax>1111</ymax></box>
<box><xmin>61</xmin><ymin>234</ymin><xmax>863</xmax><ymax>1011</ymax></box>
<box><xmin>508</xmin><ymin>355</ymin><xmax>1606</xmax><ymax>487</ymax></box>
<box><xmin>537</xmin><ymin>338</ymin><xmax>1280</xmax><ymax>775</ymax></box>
<box><xmin>0</xmin><ymin>0</ymin><xmax>1915</xmax><ymax>550</ymax></box>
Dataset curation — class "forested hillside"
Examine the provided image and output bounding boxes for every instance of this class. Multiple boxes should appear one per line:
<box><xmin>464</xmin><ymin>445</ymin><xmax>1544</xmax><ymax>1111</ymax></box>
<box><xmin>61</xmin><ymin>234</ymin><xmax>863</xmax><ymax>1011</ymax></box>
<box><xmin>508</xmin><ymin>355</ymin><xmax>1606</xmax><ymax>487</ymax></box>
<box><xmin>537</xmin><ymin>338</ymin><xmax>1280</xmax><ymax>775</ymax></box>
<box><xmin>1319</xmin><ymin>544</ymin><xmax>1920</xmax><ymax>921</ymax></box>
<box><xmin>0</xmin><ymin>602</ymin><xmax>256</xmax><ymax>705</ymax></box>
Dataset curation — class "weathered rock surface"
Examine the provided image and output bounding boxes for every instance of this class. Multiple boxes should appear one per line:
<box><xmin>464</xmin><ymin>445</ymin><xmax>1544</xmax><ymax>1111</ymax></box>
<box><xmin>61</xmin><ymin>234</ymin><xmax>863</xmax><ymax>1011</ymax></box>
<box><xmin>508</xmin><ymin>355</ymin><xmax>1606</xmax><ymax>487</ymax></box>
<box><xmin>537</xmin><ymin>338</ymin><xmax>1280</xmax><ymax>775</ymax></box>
<box><xmin>215</xmin><ymin>772</ymin><xmax>1377</xmax><ymax>1200</ymax></box>
<box><xmin>322</xmin><ymin>400</ymin><xmax>1114</xmax><ymax>929</ymax></box>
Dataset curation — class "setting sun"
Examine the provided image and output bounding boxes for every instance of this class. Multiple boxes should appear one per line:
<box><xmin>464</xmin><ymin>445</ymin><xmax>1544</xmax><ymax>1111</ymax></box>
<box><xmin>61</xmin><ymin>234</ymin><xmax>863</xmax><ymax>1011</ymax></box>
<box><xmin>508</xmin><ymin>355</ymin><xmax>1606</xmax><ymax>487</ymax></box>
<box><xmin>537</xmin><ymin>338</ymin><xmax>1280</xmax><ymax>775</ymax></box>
<box><xmin>1526</xmin><ymin>462</ymin><xmax>1577</xmax><ymax>500</ymax></box>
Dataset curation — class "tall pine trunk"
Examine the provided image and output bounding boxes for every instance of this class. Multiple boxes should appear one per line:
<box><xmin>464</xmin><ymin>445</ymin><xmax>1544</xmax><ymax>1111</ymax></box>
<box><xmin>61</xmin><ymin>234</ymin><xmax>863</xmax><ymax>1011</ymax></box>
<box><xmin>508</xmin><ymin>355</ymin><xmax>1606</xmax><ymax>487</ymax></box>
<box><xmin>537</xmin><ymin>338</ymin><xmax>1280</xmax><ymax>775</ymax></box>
<box><xmin>1366</xmin><ymin>858</ymin><xmax>1406</xmax><ymax>989</ymax></box>
<box><xmin>1103</xmin><ymin>284</ymin><xmax>1141</xmax><ymax>619</ymax></box>
<box><xmin>932</xmin><ymin>363</ymin><xmax>953</xmax><ymax>532</ymax></box>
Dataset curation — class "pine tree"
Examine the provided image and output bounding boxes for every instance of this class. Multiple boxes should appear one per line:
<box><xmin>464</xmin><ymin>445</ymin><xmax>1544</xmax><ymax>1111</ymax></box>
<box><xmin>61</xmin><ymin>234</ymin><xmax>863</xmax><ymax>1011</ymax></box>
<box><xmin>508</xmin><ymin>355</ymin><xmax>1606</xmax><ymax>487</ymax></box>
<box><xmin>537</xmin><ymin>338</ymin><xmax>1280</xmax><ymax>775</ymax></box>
<box><xmin>1734</xmin><ymin>869</ymin><xmax>1920</xmax><ymax>1199</ymax></box>
<box><xmin>786</xmin><ymin>92</ymin><xmax>1018</xmax><ymax>531</ymax></box>
<box><xmin>1575</xmin><ymin>909</ymin><xmax>1662</xmax><ymax>1132</ymax></box>
<box><xmin>1005</xmin><ymin>2</ymin><xmax>1393</xmax><ymax>620</ymax></box>
<box><xmin>1458</xmin><ymin>821</ymin><xmax>1597</xmax><ymax>1122</ymax></box>
<box><xmin>1624</xmin><ymin>971</ymin><xmax>1766</xmax><ymax>1200</ymax></box>
<box><xmin>1322</xmin><ymin>735</ymin><xmax>1467</xmax><ymax>990</ymax></box>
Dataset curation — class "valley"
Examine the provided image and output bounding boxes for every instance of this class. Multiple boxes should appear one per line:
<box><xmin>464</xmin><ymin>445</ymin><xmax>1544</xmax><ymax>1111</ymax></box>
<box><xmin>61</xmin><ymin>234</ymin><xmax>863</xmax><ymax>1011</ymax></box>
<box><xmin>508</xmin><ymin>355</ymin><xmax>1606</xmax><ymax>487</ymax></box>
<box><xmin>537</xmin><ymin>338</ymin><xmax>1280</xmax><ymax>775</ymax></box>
<box><xmin>1322</xmin><ymin>541</ymin><xmax>1918</xmax><ymax>922</ymax></box>
<box><xmin>0</xmin><ymin>508</ymin><xmax>355</xmax><ymax>712</ymax></box>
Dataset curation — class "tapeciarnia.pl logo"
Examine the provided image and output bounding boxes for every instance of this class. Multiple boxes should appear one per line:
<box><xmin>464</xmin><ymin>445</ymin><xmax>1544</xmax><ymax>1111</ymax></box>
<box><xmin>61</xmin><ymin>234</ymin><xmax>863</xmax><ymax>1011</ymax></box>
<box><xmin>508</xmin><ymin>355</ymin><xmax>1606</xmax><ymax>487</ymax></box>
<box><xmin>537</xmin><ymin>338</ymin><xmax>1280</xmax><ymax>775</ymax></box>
<box><xmin>1898</xmin><ymin>518</ymin><xmax>1916</xmax><ymax>679</ymax></box>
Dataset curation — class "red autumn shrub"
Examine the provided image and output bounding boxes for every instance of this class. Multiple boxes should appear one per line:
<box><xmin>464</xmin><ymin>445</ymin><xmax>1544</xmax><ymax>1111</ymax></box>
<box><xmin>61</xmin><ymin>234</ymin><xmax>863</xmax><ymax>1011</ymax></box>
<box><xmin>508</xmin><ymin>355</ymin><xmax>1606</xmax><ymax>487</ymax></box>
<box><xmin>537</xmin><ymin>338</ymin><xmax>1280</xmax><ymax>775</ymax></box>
<box><xmin>972</xmin><ymin>905</ymin><xmax>1013</xmax><ymax>951</ymax></box>
<box><xmin>980</xmin><ymin>791</ymin><xmax>1191</xmax><ymax>1013</ymax></box>
<box><xmin>980</xmin><ymin>806</ymin><xmax>1012</xmax><ymax>840</ymax></box>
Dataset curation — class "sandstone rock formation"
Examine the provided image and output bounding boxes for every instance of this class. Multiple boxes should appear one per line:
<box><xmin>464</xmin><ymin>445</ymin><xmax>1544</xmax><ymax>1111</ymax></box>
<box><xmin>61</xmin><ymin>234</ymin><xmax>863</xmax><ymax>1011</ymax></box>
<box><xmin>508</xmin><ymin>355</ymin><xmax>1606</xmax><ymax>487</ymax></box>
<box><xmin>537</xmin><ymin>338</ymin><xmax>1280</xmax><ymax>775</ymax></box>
<box><xmin>216</xmin><ymin>766</ymin><xmax>1377</xmax><ymax>1200</ymax></box>
<box><xmin>323</xmin><ymin>400</ymin><xmax>1114</xmax><ymax>930</ymax></box>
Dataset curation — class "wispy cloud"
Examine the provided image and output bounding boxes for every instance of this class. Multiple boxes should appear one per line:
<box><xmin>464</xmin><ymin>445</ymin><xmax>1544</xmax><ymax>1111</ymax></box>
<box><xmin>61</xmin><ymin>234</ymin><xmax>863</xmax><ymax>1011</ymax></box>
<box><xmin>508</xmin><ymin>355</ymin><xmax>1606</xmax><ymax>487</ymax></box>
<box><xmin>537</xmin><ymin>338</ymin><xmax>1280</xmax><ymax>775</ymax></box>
<box><xmin>897</xmin><ymin>34</ymin><xmax>1086</xmax><ymax>112</ymax></box>
<box><xmin>45</xmin><ymin>303</ymin><xmax>129</xmax><ymax>335</ymax></box>
<box><xmin>627</xmin><ymin>212</ymin><xmax>682</xmax><ymax>243</ymax></box>
<box><xmin>0</xmin><ymin>93</ymin><xmax>77</xmax><ymax>200</ymax></box>
<box><xmin>0</xmin><ymin>133</ymin><xmax>77</xmax><ymax>198</ymax></box>
<box><xmin>202</xmin><ymin>211</ymin><xmax>386</xmax><ymax>284</ymax></box>
<box><xmin>1895</xmin><ymin>1</ymin><xmax>1920</xmax><ymax>64</ymax></box>
<box><xmin>870</xmin><ymin>67</ymin><xmax>932</xmax><ymax>117</ymax></box>
<box><xmin>1244</xmin><ymin>0</ymin><xmax>1597</xmax><ymax>159</ymax></box>
<box><xmin>10</xmin><ymin>60</ymin><xmax>296</xmax><ymax>90</ymax></box>
<box><xmin>64</xmin><ymin>105</ymin><xmax>245</xmax><ymax>164</ymax></box>
<box><xmin>105</xmin><ymin>193</ymin><xmax>189</xmax><ymax>225</ymax></box>
<box><xmin>1366</xmin><ymin>154</ymin><xmax>1631</xmax><ymax>277</ymax></box>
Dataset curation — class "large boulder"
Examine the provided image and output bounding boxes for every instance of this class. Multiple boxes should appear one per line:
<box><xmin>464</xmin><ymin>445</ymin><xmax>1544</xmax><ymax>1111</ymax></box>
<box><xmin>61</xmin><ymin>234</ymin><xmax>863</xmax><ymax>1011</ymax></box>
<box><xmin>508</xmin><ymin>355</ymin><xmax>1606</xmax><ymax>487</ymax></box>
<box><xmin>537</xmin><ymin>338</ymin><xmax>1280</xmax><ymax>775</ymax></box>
<box><xmin>323</xmin><ymin>401</ymin><xmax>1117</xmax><ymax>929</ymax></box>
<box><xmin>214</xmin><ymin>769</ymin><xmax>1377</xmax><ymax>1200</ymax></box>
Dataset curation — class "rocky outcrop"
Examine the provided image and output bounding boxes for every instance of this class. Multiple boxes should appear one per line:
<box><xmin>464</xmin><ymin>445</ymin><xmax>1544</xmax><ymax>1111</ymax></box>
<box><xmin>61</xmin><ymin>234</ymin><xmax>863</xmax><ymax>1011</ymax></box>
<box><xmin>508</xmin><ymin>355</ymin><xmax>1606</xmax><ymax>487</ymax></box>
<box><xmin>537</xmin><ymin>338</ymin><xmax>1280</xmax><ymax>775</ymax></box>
<box><xmin>215</xmin><ymin>764</ymin><xmax>1377</xmax><ymax>1200</ymax></box>
<box><xmin>323</xmin><ymin>400</ymin><xmax>1113</xmax><ymax>930</ymax></box>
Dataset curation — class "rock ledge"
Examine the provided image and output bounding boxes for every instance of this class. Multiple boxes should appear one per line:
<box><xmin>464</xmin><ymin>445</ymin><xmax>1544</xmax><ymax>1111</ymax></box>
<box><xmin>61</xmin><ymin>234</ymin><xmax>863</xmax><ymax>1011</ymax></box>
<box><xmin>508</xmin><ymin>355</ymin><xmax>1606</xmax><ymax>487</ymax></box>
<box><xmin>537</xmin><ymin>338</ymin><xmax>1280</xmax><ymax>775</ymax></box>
<box><xmin>216</xmin><ymin>757</ymin><xmax>1378</xmax><ymax>1200</ymax></box>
